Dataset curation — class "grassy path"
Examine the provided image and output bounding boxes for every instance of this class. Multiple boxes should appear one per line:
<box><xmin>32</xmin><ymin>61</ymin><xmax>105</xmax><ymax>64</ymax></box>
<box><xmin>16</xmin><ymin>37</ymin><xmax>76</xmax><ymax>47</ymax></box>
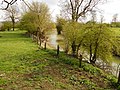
<box><xmin>0</xmin><ymin>31</ymin><xmax>42</xmax><ymax>89</ymax></box>
<box><xmin>0</xmin><ymin>30</ymin><xmax>117</xmax><ymax>90</ymax></box>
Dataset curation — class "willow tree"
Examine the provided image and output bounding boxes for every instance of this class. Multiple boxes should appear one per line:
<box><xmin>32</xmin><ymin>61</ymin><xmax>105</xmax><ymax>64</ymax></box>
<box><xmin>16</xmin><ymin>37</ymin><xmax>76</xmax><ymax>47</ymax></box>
<box><xmin>20</xmin><ymin>1</ymin><xmax>52</xmax><ymax>46</ymax></box>
<box><xmin>60</xmin><ymin>0</ymin><xmax>105</xmax><ymax>57</ymax></box>
<box><xmin>63</xmin><ymin>22</ymin><xmax>85</xmax><ymax>56</ymax></box>
<box><xmin>60</xmin><ymin>0</ymin><xmax>105</xmax><ymax>22</ymax></box>
<box><xmin>20</xmin><ymin>12</ymin><xmax>36</xmax><ymax>33</ymax></box>
<box><xmin>31</xmin><ymin>2</ymin><xmax>51</xmax><ymax>46</ymax></box>
<box><xmin>82</xmin><ymin>23</ymin><xmax>115</xmax><ymax>64</ymax></box>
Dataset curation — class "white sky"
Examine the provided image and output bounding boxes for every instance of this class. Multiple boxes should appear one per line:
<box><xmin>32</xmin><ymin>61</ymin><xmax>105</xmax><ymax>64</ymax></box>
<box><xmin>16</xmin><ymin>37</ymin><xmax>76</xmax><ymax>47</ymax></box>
<box><xmin>98</xmin><ymin>0</ymin><xmax>120</xmax><ymax>23</ymax></box>
<box><xmin>0</xmin><ymin>0</ymin><xmax>120</xmax><ymax>23</ymax></box>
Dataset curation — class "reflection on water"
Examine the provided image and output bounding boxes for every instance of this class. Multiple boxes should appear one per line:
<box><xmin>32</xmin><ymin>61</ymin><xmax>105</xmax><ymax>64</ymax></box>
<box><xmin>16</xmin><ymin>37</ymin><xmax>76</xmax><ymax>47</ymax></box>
<box><xmin>111</xmin><ymin>56</ymin><xmax>120</xmax><ymax>77</ymax></box>
<box><xmin>47</xmin><ymin>29</ymin><xmax>64</xmax><ymax>51</ymax></box>
<box><xmin>112</xmin><ymin>62</ymin><xmax>119</xmax><ymax>76</ymax></box>
<box><xmin>49</xmin><ymin>32</ymin><xmax>58</xmax><ymax>48</ymax></box>
<box><xmin>95</xmin><ymin>56</ymin><xmax>120</xmax><ymax>77</ymax></box>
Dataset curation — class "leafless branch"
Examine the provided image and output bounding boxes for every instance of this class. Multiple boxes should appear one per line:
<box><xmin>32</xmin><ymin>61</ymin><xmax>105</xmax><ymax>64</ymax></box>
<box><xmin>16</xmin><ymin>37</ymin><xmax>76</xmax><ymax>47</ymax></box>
<box><xmin>2</xmin><ymin>0</ymin><xmax>17</xmax><ymax>10</ymax></box>
<box><xmin>61</xmin><ymin>0</ymin><xmax>105</xmax><ymax>22</ymax></box>
<box><xmin>1</xmin><ymin>0</ymin><xmax>32</xmax><ymax>11</ymax></box>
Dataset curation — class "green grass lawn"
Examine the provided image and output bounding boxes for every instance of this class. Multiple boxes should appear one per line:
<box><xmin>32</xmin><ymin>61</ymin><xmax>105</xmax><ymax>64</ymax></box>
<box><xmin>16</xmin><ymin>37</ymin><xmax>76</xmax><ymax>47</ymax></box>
<box><xmin>0</xmin><ymin>30</ymin><xmax>118</xmax><ymax>90</ymax></box>
<box><xmin>0</xmin><ymin>31</ymin><xmax>37</xmax><ymax>72</ymax></box>
<box><xmin>111</xmin><ymin>27</ymin><xmax>120</xmax><ymax>33</ymax></box>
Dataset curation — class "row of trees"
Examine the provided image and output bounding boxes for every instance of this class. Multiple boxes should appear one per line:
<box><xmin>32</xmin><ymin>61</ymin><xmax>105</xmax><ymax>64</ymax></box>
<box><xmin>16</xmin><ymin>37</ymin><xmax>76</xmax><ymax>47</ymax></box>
<box><xmin>19</xmin><ymin>2</ymin><xmax>53</xmax><ymax>47</ymax></box>
<box><xmin>111</xmin><ymin>14</ymin><xmax>120</xmax><ymax>28</ymax></box>
<box><xmin>56</xmin><ymin>0</ymin><xmax>120</xmax><ymax>64</ymax></box>
<box><xmin>59</xmin><ymin>20</ymin><xmax>118</xmax><ymax>64</ymax></box>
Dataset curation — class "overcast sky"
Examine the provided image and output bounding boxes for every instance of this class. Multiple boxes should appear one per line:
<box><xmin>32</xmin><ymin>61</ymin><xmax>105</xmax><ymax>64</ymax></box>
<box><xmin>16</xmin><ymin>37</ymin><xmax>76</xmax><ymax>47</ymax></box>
<box><xmin>98</xmin><ymin>0</ymin><xmax>120</xmax><ymax>23</ymax></box>
<box><xmin>0</xmin><ymin>0</ymin><xmax>120</xmax><ymax>23</ymax></box>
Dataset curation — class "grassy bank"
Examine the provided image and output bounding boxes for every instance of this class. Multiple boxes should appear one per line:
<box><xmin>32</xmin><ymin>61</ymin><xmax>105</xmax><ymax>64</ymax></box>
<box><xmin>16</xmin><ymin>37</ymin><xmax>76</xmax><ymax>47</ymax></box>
<box><xmin>0</xmin><ymin>30</ymin><xmax>118</xmax><ymax>90</ymax></box>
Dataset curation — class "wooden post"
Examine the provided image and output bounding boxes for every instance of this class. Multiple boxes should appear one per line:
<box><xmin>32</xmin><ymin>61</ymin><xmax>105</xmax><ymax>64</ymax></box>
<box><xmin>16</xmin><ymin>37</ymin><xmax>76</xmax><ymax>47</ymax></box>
<box><xmin>57</xmin><ymin>45</ymin><xmax>59</xmax><ymax>56</ymax></box>
<box><xmin>79</xmin><ymin>54</ymin><xmax>82</xmax><ymax>68</ymax></box>
<box><xmin>116</xmin><ymin>64</ymin><xmax>120</xmax><ymax>77</ymax></box>
<box><xmin>44</xmin><ymin>41</ymin><xmax>46</xmax><ymax>50</ymax></box>
<box><xmin>118</xmin><ymin>70</ymin><xmax>120</xmax><ymax>84</ymax></box>
<box><xmin>39</xmin><ymin>39</ymin><xmax>42</xmax><ymax>47</ymax></box>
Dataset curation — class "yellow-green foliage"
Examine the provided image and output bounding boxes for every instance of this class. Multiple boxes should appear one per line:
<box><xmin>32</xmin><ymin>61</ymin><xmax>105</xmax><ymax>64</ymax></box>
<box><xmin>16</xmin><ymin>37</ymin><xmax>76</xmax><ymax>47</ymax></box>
<box><xmin>20</xmin><ymin>1</ymin><xmax>51</xmax><ymax>33</ymax></box>
<box><xmin>62</xmin><ymin>22</ymin><xmax>117</xmax><ymax>62</ymax></box>
<box><xmin>111</xmin><ymin>28</ymin><xmax>120</xmax><ymax>55</ymax></box>
<box><xmin>63</xmin><ymin>22</ymin><xmax>84</xmax><ymax>51</ymax></box>
<box><xmin>83</xmin><ymin>23</ymin><xmax>114</xmax><ymax>61</ymax></box>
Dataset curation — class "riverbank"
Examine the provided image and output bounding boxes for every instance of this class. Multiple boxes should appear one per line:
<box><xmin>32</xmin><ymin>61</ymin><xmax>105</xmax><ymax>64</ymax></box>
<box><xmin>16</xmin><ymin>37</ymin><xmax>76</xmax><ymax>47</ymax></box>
<box><xmin>0</xmin><ymin>30</ymin><xmax>118</xmax><ymax>89</ymax></box>
<box><xmin>47</xmin><ymin>28</ymin><xmax>120</xmax><ymax>77</ymax></box>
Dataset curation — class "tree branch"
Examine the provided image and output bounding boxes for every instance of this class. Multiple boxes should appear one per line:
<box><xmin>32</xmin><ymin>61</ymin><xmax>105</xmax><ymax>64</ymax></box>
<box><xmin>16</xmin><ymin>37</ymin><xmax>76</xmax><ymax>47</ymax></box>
<box><xmin>2</xmin><ymin>0</ymin><xmax>17</xmax><ymax>10</ymax></box>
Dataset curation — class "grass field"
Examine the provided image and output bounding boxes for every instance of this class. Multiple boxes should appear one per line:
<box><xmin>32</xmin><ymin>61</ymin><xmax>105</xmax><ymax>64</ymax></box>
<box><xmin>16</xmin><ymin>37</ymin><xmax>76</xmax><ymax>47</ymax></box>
<box><xmin>0</xmin><ymin>30</ymin><xmax>118</xmax><ymax>90</ymax></box>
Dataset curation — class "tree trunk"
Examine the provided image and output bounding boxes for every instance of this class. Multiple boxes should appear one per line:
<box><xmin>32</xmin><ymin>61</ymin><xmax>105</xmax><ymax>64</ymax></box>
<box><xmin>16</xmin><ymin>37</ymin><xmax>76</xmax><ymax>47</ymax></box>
<box><xmin>11</xmin><ymin>17</ymin><xmax>15</xmax><ymax>31</ymax></box>
<box><xmin>39</xmin><ymin>38</ymin><xmax>42</xmax><ymax>47</ymax></box>
<box><xmin>65</xmin><ymin>45</ymin><xmax>69</xmax><ymax>54</ymax></box>
<box><xmin>37</xmin><ymin>32</ymin><xmax>39</xmax><ymax>45</ymax></box>
<box><xmin>44</xmin><ymin>42</ymin><xmax>46</xmax><ymax>50</ymax></box>
<box><xmin>12</xmin><ymin>21</ymin><xmax>15</xmax><ymax>31</ymax></box>
<box><xmin>118</xmin><ymin>70</ymin><xmax>120</xmax><ymax>84</ymax></box>
<box><xmin>71</xmin><ymin>41</ymin><xmax>76</xmax><ymax>57</ymax></box>
<box><xmin>38</xmin><ymin>33</ymin><xmax>42</xmax><ymax>46</ymax></box>
<box><xmin>65</xmin><ymin>41</ymin><xmax>69</xmax><ymax>54</ymax></box>
<box><xmin>76</xmin><ymin>39</ymin><xmax>83</xmax><ymax>58</ymax></box>
<box><xmin>89</xmin><ymin>44</ymin><xmax>92</xmax><ymax>63</ymax></box>
<box><xmin>91</xmin><ymin>40</ymin><xmax>99</xmax><ymax>64</ymax></box>
<box><xmin>8</xmin><ymin>28</ymin><xmax>10</xmax><ymax>31</ymax></box>
<box><xmin>57</xmin><ymin>45</ymin><xmax>59</xmax><ymax>56</ymax></box>
<box><xmin>76</xmin><ymin>46</ymin><xmax>79</xmax><ymax>58</ymax></box>
<box><xmin>79</xmin><ymin>54</ymin><xmax>82</xmax><ymax>68</ymax></box>
<box><xmin>92</xmin><ymin>53</ymin><xmax>96</xmax><ymax>64</ymax></box>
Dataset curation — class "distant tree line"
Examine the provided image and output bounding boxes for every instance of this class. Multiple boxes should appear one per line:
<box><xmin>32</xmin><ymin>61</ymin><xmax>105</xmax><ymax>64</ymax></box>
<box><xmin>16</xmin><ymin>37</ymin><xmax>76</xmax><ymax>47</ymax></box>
<box><xmin>110</xmin><ymin>22</ymin><xmax>120</xmax><ymax>28</ymax></box>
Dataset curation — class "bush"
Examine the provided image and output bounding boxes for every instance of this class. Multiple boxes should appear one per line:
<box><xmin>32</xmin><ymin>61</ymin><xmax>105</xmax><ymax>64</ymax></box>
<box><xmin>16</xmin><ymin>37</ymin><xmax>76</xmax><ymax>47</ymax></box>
<box><xmin>117</xmin><ymin>85</ymin><xmax>120</xmax><ymax>90</ymax></box>
<box><xmin>1</xmin><ymin>21</ymin><xmax>12</xmax><ymax>31</ymax></box>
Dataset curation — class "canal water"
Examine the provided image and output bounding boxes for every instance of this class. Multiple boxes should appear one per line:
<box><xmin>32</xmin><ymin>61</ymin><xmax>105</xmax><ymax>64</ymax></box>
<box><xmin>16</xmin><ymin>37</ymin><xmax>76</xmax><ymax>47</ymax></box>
<box><xmin>46</xmin><ymin>29</ymin><xmax>64</xmax><ymax>51</ymax></box>
<box><xmin>110</xmin><ymin>56</ymin><xmax>120</xmax><ymax>76</ymax></box>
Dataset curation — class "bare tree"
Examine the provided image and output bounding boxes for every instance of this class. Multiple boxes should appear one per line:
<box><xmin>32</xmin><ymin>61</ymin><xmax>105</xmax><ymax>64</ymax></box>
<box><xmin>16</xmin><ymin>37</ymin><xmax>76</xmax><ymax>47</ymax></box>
<box><xmin>60</xmin><ymin>0</ymin><xmax>105</xmax><ymax>22</ymax></box>
<box><xmin>91</xmin><ymin>10</ymin><xmax>97</xmax><ymax>22</ymax></box>
<box><xmin>5</xmin><ymin>5</ymin><xmax>19</xmax><ymax>31</ymax></box>
<box><xmin>112</xmin><ymin>14</ymin><xmax>118</xmax><ymax>23</ymax></box>
<box><xmin>100</xmin><ymin>14</ymin><xmax>104</xmax><ymax>23</ymax></box>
